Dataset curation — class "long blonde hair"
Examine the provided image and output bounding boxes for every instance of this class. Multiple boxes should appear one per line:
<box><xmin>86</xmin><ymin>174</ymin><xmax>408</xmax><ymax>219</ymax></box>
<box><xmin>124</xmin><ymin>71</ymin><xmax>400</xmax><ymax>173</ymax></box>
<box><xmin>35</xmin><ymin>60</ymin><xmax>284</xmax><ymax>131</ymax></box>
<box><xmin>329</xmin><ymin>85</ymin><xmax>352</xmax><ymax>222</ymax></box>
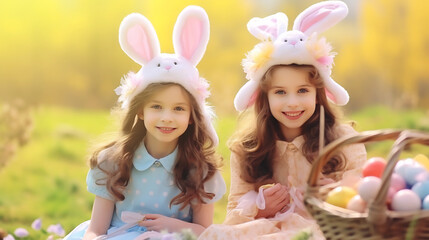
<box><xmin>90</xmin><ymin>82</ymin><xmax>221</xmax><ymax>209</ymax></box>
<box><xmin>229</xmin><ymin>64</ymin><xmax>344</xmax><ymax>184</ymax></box>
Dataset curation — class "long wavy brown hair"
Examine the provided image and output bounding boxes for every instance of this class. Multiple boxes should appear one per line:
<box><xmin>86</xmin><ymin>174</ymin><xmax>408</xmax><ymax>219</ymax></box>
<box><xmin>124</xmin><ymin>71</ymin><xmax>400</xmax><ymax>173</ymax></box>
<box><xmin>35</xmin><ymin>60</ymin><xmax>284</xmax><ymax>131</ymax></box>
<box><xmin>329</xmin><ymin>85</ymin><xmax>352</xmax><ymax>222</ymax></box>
<box><xmin>89</xmin><ymin>82</ymin><xmax>221</xmax><ymax>209</ymax></box>
<box><xmin>229</xmin><ymin>64</ymin><xmax>346</xmax><ymax>184</ymax></box>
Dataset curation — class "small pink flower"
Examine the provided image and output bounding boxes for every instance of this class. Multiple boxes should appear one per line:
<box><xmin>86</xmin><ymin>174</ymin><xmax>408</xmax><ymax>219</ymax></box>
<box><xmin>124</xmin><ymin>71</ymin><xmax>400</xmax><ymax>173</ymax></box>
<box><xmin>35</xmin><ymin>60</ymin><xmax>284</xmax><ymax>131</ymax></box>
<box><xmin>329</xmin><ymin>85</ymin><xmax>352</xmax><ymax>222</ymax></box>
<box><xmin>47</xmin><ymin>224</ymin><xmax>65</xmax><ymax>237</ymax></box>
<box><xmin>31</xmin><ymin>218</ymin><xmax>42</xmax><ymax>230</ymax></box>
<box><xmin>4</xmin><ymin>234</ymin><xmax>15</xmax><ymax>240</ymax></box>
<box><xmin>46</xmin><ymin>235</ymin><xmax>55</xmax><ymax>240</ymax></box>
<box><xmin>161</xmin><ymin>233</ymin><xmax>177</xmax><ymax>240</ymax></box>
<box><xmin>13</xmin><ymin>228</ymin><xmax>29</xmax><ymax>238</ymax></box>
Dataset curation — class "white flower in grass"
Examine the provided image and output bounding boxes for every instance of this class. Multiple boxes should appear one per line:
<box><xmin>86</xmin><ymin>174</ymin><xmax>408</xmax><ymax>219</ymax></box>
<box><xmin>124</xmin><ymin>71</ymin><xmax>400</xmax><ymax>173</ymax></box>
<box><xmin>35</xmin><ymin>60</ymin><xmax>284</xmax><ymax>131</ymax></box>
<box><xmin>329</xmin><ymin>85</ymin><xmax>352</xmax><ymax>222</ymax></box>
<box><xmin>14</xmin><ymin>228</ymin><xmax>29</xmax><ymax>238</ymax></box>
<box><xmin>47</xmin><ymin>224</ymin><xmax>65</xmax><ymax>237</ymax></box>
<box><xmin>4</xmin><ymin>234</ymin><xmax>15</xmax><ymax>240</ymax></box>
<box><xmin>31</xmin><ymin>218</ymin><xmax>42</xmax><ymax>230</ymax></box>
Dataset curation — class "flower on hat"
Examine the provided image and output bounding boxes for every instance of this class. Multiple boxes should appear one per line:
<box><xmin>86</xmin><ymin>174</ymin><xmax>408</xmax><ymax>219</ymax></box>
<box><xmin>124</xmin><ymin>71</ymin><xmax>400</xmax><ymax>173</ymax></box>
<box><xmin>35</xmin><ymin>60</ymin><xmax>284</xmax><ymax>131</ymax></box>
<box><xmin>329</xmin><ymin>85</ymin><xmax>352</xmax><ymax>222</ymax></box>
<box><xmin>195</xmin><ymin>78</ymin><xmax>210</xmax><ymax>102</ymax></box>
<box><xmin>306</xmin><ymin>33</ymin><xmax>336</xmax><ymax>67</ymax></box>
<box><xmin>115</xmin><ymin>72</ymin><xmax>142</xmax><ymax>107</ymax></box>
<box><xmin>243</xmin><ymin>41</ymin><xmax>274</xmax><ymax>77</ymax></box>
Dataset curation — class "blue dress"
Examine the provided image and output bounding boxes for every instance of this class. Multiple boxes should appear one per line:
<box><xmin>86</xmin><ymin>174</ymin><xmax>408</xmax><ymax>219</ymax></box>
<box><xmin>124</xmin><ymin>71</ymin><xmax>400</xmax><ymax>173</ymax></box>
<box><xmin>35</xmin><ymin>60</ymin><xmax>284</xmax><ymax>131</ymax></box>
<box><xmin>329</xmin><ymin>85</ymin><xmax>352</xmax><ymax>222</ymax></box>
<box><xmin>64</xmin><ymin>143</ymin><xmax>226</xmax><ymax>239</ymax></box>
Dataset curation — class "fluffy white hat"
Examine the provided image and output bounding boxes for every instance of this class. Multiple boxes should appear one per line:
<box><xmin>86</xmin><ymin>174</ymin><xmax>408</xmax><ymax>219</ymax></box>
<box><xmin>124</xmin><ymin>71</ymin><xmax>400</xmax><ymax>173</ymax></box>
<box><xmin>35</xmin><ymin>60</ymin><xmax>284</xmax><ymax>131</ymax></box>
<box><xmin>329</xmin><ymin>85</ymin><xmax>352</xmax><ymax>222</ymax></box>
<box><xmin>235</xmin><ymin>1</ymin><xmax>350</xmax><ymax>111</ymax></box>
<box><xmin>115</xmin><ymin>6</ymin><xmax>218</xmax><ymax>145</ymax></box>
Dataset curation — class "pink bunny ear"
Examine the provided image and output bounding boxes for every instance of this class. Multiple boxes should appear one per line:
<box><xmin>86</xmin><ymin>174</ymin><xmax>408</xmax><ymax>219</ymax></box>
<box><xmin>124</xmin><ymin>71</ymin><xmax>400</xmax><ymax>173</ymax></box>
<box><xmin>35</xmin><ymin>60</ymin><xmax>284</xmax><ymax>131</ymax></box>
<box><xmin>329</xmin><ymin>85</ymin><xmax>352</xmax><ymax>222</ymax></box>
<box><xmin>293</xmin><ymin>1</ymin><xmax>348</xmax><ymax>35</ymax></box>
<box><xmin>234</xmin><ymin>80</ymin><xmax>260</xmax><ymax>111</ymax></box>
<box><xmin>119</xmin><ymin>13</ymin><xmax>161</xmax><ymax>65</ymax></box>
<box><xmin>173</xmin><ymin>6</ymin><xmax>209</xmax><ymax>66</ymax></box>
<box><xmin>247</xmin><ymin>12</ymin><xmax>288</xmax><ymax>41</ymax></box>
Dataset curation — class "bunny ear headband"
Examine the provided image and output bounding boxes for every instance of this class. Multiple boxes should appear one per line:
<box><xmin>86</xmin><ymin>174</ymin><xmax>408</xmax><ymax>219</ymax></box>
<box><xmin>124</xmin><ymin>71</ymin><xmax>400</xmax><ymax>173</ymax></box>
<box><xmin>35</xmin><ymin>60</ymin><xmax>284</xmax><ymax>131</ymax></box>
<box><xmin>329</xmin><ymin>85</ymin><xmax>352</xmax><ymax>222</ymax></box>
<box><xmin>235</xmin><ymin>1</ymin><xmax>350</xmax><ymax>111</ymax></box>
<box><xmin>115</xmin><ymin>5</ymin><xmax>219</xmax><ymax>145</ymax></box>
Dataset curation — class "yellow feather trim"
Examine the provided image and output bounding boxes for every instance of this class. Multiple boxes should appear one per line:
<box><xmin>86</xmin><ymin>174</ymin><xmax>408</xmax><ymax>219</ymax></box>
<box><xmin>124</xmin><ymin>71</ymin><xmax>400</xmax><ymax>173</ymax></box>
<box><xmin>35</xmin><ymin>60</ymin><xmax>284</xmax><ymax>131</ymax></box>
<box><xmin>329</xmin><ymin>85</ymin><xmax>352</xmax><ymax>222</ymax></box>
<box><xmin>306</xmin><ymin>33</ymin><xmax>335</xmax><ymax>61</ymax></box>
<box><xmin>244</xmin><ymin>41</ymin><xmax>274</xmax><ymax>72</ymax></box>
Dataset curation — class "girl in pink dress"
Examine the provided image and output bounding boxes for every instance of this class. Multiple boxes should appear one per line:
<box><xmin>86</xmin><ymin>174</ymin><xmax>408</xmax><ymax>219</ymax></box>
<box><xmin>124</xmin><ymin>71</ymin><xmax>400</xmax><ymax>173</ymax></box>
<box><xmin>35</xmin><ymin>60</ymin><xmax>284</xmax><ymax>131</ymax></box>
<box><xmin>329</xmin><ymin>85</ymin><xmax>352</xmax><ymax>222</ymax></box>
<box><xmin>200</xmin><ymin>1</ymin><xmax>366</xmax><ymax>239</ymax></box>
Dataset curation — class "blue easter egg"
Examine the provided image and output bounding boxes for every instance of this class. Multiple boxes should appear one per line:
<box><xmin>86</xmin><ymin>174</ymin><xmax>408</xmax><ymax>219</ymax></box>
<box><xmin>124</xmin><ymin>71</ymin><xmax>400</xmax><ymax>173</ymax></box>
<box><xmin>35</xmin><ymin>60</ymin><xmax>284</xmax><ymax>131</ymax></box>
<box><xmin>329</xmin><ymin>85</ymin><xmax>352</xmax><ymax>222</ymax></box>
<box><xmin>423</xmin><ymin>195</ymin><xmax>429</xmax><ymax>210</ymax></box>
<box><xmin>395</xmin><ymin>159</ymin><xmax>413</xmax><ymax>177</ymax></box>
<box><xmin>411</xmin><ymin>180</ymin><xmax>429</xmax><ymax>200</ymax></box>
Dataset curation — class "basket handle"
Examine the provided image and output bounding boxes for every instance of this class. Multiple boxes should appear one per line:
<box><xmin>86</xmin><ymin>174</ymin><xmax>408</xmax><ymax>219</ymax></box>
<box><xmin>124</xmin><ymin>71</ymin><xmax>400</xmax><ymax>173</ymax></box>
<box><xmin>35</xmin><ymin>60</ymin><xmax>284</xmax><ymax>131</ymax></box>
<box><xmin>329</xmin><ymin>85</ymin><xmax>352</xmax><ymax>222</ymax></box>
<box><xmin>368</xmin><ymin>130</ymin><xmax>429</xmax><ymax>224</ymax></box>
<box><xmin>307</xmin><ymin>129</ymin><xmax>402</xmax><ymax>187</ymax></box>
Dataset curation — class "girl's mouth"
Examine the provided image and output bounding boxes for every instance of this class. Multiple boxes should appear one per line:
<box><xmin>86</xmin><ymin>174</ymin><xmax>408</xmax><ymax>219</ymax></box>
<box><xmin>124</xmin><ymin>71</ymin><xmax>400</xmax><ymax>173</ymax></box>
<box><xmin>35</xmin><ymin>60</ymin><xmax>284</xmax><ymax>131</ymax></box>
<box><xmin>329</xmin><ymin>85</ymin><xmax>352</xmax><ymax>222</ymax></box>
<box><xmin>283</xmin><ymin>111</ymin><xmax>304</xmax><ymax>120</ymax></box>
<box><xmin>157</xmin><ymin>127</ymin><xmax>176</xmax><ymax>134</ymax></box>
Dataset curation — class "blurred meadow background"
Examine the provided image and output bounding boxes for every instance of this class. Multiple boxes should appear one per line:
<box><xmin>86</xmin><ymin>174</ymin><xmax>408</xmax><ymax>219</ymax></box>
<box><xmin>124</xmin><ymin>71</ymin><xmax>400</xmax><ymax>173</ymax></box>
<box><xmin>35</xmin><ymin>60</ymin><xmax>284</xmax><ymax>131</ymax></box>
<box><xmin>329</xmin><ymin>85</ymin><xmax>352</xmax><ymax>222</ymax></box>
<box><xmin>1</xmin><ymin>0</ymin><xmax>429</xmax><ymax>239</ymax></box>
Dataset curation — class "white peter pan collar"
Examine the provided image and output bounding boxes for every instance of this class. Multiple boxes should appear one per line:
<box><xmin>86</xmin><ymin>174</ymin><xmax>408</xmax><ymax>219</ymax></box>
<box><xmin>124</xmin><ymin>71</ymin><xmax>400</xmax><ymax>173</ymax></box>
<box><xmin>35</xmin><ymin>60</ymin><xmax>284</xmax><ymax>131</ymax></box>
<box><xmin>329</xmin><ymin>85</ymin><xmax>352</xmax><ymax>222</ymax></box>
<box><xmin>133</xmin><ymin>143</ymin><xmax>178</xmax><ymax>173</ymax></box>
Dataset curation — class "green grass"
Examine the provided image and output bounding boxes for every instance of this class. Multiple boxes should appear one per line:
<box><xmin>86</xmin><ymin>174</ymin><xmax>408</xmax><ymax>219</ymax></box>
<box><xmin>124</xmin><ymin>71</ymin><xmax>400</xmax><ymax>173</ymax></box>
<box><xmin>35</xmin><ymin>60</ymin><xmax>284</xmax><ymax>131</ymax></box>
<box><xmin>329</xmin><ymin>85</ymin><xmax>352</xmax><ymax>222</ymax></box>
<box><xmin>0</xmin><ymin>105</ymin><xmax>428</xmax><ymax>238</ymax></box>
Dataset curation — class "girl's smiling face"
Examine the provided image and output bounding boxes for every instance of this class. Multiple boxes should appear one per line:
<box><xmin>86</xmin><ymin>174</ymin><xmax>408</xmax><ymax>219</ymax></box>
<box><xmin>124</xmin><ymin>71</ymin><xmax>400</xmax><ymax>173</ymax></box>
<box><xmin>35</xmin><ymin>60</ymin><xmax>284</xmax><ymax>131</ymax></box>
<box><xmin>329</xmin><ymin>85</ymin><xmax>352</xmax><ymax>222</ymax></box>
<box><xmin>267</xmin><ymin>66</ymin><xmax>317</xmax><ymax>141</ymax></box>
<box><xmin>139</xmin><ymin>84</ymin><xmax>192</xmax><ymax>154</ymax></box>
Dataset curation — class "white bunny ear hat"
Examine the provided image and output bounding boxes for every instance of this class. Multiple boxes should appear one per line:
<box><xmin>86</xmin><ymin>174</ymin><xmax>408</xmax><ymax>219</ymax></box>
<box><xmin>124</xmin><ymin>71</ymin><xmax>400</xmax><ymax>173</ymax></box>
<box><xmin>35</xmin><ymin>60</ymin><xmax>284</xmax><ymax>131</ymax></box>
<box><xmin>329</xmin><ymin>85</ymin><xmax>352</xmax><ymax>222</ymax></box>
<box><xmin>115</xmin><ymin>6</ymin><xmax>218</xmax><ymax>145</ymax></box>
<box><xmin>235</xmin><ymin>1</ymin><xmax>350</xmax><ymax>111</ymax></box>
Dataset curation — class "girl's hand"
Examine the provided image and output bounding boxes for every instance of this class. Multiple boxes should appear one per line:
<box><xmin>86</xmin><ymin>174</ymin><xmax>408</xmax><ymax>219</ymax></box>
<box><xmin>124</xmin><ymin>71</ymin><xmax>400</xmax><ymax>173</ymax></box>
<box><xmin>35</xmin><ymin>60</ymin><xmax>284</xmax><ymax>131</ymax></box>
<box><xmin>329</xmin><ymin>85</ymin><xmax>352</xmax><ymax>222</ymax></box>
<box><xmin>138</xmin><ymin>214</ymin><xmax>187</xmax><ymax>233</ymax></box>
<box><xmin>255</xmin><ymin>183</ymin><xmax>290</xmax><ymax>219</ymax></box>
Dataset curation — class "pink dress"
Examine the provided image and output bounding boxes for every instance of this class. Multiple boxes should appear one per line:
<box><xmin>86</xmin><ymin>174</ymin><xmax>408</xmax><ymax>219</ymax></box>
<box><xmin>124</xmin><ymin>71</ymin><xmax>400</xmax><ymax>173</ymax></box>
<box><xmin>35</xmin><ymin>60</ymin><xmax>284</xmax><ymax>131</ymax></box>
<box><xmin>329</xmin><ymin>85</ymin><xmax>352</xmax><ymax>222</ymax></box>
<box><xmin>199</xmin><ymin>124</ymin><xmax>367</xmax><ymax>240</ymax></box>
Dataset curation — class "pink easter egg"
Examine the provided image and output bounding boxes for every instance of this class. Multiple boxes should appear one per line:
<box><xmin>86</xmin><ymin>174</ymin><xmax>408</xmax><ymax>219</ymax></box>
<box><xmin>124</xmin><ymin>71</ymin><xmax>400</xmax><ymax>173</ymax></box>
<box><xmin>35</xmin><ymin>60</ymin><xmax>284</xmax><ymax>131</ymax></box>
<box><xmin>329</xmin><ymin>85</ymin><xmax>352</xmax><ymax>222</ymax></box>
<box><xmin>347</xmin><ymin>195</ymin><xmax>367</xmax><ymax>213</ymax></box>
<box><xmin>362</xmin><ymin>157</ymin><xmax>386</xmax><ymax>178</ymax></box>
<box><xmin>358</xmin><ymin>176</ymin><xmax>382</xmax><ymax>202</ymax></box>
<box><xmin>415</xmin><ymin>171</ymin><xmax>429</xmax><ymax>182</ymax></box>
<box><xmin>391</xmin><ymin>189</ymin><xmax>421</xmax><ymax>211</ymax></box>
<box><xmin>390</xmin><ymin>173</ymin><xmax>406</xmax><ymax>191</ymax></box>
<box><xmin>386</xmin><ymin>187</ymin><xmax>398</xmax><ymax>204</ymax></box>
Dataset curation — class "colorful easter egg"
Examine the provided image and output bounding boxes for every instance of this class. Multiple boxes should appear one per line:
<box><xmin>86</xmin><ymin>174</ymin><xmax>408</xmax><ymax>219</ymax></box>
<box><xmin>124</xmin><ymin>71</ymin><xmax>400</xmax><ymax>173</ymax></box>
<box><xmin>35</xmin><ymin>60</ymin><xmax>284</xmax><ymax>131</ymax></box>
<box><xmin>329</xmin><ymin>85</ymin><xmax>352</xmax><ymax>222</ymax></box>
<box><xmin>395</xmin><ymin>158</ymin><xmax>422</xmax><ymax>176</ymax></box>
<box><xmin>411</xmin><ymin>180</ymin><xmax>429</xmax><ymax>200</ymax></box>
<box><xmin>390</xmin><ymin>173</ymin><xmax>406</xmax><ymax>191</ymax></box>
<box><xmin>362</xmin><ymin>157</ymin><xmax>386</xmax><ymax>178</ymax></box>
<box><xmin>423</xmin><ymin>195</ymin><xmax>429</xmax><ymax>210</ymax></box>
<box><xmin>346</xmin><ymin>195</ymin><xmax>367</xmax><ymax>213</ymax></box>
<box><xmin>395</xmin><ymin>158</ymin><xmax>426</xmax><ymax>186</ymax></box>
<box><xmin>386</xmin><ymin>186</ymin><xmax>398</xmax><ymax>204</ymax></box>
<box><xmin>391</xmin><ymin>189</ymin><xmax>421</xmax><ymax>211</ymax></box>
<box><xmin>415</xmin><ymin>171</ymin><xmax>429</xmax><ymax>182</ymax></box>
<box><xmin>414</xmin><ymin>154</ymin><xmax>429</xmax><ymax>171</ymax></box>
<box><xmin>326</xmin><ymin>186</ymin><xmax>357</xmax><ymax>208</ymax></box>
<box><xmin>358</xmin><ymin>176</ymin><xmax>381</xmax><ymax>202</ymax></box>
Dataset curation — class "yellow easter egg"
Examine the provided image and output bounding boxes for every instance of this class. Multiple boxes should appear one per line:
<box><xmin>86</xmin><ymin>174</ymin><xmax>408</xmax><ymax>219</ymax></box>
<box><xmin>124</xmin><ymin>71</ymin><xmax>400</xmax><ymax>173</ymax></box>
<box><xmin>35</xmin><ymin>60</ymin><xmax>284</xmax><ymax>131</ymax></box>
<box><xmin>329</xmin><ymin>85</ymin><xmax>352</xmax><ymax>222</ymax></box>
<box><xmin>414</xmin><ymin>154</ymin><xmax>429</xmax><ymax>171</ymax></box>
<box><xmin>326</xmin><ymin>186</ymin><xmax>357</xmax><ymax>208</ymax></box>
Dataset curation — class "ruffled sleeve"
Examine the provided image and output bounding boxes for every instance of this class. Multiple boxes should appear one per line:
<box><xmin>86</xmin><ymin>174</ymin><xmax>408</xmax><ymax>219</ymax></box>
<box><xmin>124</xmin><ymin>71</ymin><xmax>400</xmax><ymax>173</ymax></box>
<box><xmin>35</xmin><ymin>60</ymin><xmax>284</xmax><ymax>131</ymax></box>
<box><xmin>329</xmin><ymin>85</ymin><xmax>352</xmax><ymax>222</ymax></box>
<box><xmin>202</xmin><ymin>170</ymin><xmax>226</xmax><ymax>204</ymax></box>
<box><xmin>86</xmin><ymin>149</ymin><xmax>116</xmax><ymax>201</ymax></box>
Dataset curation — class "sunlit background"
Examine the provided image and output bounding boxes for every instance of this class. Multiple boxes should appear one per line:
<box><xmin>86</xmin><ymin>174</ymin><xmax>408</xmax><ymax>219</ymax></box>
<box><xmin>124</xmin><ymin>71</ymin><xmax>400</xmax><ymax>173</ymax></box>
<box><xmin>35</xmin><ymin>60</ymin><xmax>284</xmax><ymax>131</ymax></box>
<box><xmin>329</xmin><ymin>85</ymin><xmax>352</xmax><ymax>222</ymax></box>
<box><xmin>1</xmin><ymin>0</ymin><xmax>429</xmax><ymax>239</ymax></box>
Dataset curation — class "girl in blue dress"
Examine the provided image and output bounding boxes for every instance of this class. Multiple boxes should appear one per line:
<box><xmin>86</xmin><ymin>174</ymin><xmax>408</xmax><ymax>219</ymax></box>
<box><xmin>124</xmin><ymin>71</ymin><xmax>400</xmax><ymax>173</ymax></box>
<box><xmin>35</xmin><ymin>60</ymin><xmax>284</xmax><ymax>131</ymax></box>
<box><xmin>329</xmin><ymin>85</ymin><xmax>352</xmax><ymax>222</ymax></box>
<box><xmin>64</xmin><ymin>5</ymin><xmax>225</xmax><ymax>240</ymax></box>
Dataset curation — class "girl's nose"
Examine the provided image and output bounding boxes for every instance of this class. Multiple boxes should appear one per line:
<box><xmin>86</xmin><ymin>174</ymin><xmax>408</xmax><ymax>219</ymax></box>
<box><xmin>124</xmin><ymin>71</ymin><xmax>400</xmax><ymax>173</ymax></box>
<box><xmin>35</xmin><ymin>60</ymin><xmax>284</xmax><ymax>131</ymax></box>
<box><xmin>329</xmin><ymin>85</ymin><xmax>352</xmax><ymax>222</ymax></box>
<box><xmin>160</xmin><ymin>111</ymin><xmax>173</xmax><ymax>122</ymax></box>
<box><xmin>286</xmin><ymin>95</ymin><xmax>299</xmax><ymax>107</ymax></box>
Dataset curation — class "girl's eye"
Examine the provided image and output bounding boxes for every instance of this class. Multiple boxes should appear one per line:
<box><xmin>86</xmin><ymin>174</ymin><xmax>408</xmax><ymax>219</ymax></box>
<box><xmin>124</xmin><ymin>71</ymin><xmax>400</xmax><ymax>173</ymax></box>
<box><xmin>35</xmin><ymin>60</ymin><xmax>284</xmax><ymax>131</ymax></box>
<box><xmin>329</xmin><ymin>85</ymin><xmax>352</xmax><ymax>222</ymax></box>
<box><xmin>275</xmin><ymin>90</ymin><xmax>286</xmax><ymax>95</ymax></box>
<box><xmin>151</xmin><ymin>105</ymin><xmax>162</xmax><ymax>109</ymax></box>
<box><xmin>298</xmin><ymin>88</ymin><xmax>309</xmax><ymax>93</ymax></box>
<box><xmin>174</xmin><ymin>106</ymin><xmax>185</xmax><ymax>111</ymax></box>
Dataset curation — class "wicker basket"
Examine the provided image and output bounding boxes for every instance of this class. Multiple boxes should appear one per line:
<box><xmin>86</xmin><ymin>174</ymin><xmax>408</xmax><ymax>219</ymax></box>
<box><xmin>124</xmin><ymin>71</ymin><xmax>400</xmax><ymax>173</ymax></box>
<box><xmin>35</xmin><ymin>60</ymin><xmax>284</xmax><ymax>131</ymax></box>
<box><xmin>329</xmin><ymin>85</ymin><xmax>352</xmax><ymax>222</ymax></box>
<box><xmin>304</xmin><ymin>129</ymin><xmax>429</xmax><ymax>240</ymax></box>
